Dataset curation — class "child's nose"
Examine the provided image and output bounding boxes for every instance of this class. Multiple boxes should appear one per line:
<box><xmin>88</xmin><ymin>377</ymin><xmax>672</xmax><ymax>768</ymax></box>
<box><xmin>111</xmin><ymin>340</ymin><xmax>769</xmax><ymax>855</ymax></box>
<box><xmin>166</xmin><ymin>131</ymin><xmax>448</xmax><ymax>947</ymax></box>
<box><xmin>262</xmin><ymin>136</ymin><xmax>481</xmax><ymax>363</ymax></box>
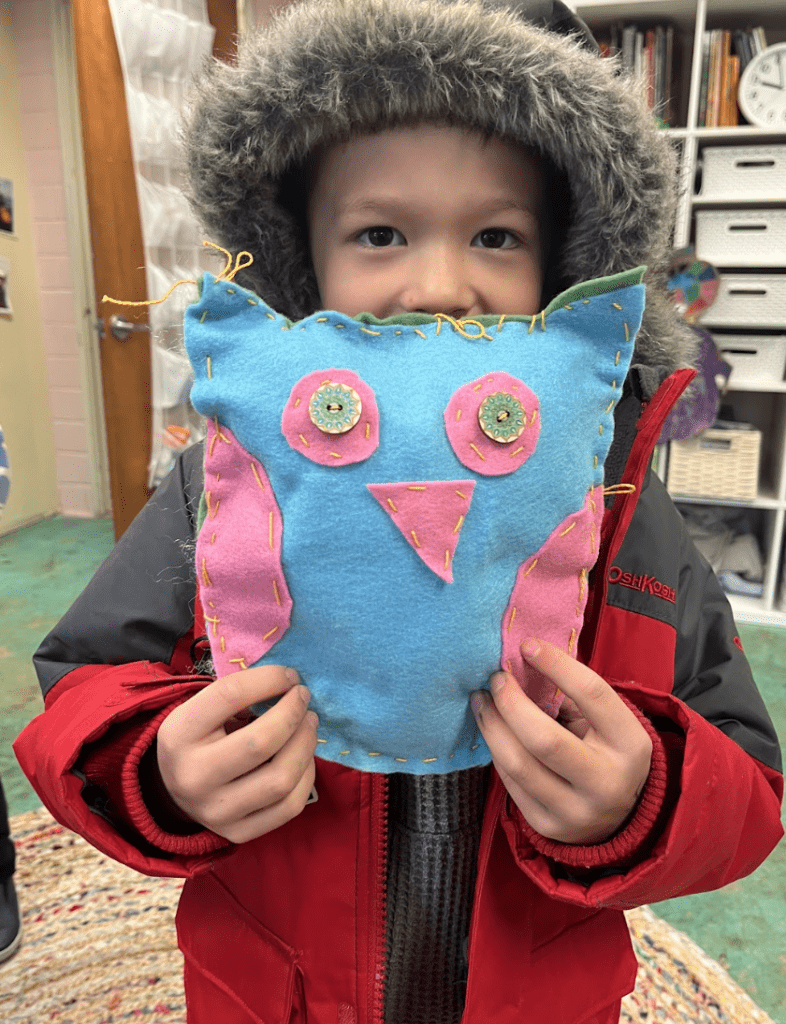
<box><xmin>399</xmin><ymin>247</ymin><xmax>477</xmax><ymax>318</ymax></box>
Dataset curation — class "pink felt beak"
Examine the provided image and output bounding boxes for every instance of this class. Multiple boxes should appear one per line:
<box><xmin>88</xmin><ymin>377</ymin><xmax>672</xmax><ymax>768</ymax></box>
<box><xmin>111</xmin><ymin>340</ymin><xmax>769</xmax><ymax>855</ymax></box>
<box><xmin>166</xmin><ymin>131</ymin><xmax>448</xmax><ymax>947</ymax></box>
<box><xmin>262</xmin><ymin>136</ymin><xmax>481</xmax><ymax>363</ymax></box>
<box><xmin>367</xmin><ymin>480</ymin><xmax>476</xmax><ymax>583</ymax></box>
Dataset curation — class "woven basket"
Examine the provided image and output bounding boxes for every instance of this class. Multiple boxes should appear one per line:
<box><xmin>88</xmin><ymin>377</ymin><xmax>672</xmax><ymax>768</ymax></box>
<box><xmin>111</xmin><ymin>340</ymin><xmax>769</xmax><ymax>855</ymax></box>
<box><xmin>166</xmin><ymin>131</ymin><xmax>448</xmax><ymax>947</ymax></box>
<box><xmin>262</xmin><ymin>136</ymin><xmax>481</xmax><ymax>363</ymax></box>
<box><xmin>668</xmin><ymin>429</ymin><xmax>761</xmax><ymax>502</ymax></box>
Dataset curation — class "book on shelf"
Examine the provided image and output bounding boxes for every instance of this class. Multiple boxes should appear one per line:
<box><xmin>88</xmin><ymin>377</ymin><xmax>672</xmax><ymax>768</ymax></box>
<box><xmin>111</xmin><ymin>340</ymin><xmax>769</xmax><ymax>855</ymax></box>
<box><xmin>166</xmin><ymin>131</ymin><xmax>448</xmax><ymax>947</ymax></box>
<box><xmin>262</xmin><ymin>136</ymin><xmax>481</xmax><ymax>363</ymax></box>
<box><xmin>698</xmin><ymin>26</ymin><xmax>768</xmax><ymax>127</ymax></box>
<box><xmin>595</xmin><ymin>21</ymin><xmax>677</xmax><ymax>127</ymax></box>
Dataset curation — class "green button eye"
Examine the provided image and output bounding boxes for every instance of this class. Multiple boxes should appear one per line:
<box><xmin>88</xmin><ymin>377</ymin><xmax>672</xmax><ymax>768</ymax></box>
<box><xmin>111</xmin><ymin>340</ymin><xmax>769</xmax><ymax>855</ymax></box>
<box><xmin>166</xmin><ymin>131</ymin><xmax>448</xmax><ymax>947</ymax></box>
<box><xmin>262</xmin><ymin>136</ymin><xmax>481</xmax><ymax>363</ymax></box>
<box><xmin>309</xmin><ymin>381</ymin><xmax>363</xmax><ymax>434</ymax></box>
<box><xmin>477</xmin><ymin>391</ymin><xmax>527</xmax><ymax>443</ymax></box>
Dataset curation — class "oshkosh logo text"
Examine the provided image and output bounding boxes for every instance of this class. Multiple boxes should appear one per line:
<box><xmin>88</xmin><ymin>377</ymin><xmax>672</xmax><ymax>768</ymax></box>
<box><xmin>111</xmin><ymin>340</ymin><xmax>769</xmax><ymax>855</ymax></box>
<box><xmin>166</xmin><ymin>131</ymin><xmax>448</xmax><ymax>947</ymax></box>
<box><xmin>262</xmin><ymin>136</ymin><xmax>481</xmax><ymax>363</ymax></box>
<box><xmin>608</xmin><ymin>566</ymin><xmax>676</xmax><ymax>604</ymax></box>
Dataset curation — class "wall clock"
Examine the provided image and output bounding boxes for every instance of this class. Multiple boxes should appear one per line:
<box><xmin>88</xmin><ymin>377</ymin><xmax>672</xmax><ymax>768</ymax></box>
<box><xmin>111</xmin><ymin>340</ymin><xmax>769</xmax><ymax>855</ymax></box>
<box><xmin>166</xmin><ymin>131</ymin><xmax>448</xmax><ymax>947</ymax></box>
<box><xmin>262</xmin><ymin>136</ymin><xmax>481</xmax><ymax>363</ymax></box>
<box><xmin>738</xmin><ymin>42</ymin><xmax>786</xmax><ymax>128</ymax></box>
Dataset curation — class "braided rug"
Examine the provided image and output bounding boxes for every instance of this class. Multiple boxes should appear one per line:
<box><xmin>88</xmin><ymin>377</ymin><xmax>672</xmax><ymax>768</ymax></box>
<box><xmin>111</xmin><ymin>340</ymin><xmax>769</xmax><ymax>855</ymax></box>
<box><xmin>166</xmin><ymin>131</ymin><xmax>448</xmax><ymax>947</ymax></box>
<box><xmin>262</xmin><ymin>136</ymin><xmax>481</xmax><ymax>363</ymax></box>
<box><xmin>0</xmin><ymin>807</ymin><xmax>774</xmax><ymax>1024</ymax></box>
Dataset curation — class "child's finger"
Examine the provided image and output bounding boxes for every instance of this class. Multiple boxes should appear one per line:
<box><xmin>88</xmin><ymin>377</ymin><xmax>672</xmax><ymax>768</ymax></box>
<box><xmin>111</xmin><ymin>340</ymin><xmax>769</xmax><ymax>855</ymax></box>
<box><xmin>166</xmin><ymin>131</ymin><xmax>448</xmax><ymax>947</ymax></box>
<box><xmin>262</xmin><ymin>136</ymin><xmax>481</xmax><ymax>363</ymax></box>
<box><xmin>201</xmin><ymin>710</ymin><xmax>319</xmax><ymax>829</ymax></box>
<box><xmin>520</xmin><ymin>639</ymin><xmax>641</xmax><ymax>749</ymax></box>
<box><xmin>219</xmin><ymin>754</ymin><xmax>317</xmax><ymax>845</ymax></box>
<box><xmin>474</xmin><ymin>676</ymin><xmax>585</xmax><ymax>784</ymax></box>
<box><xmin>212</xmin><ymin>687</ymin><xmax>315</xmax><ymax>784</ymax></box>
<box><xmin>472</xmin><ymin>690</ymin><xmax>573</xmax><ymax>803</ymax></box>
<box><xmin>171</xmin><ymin>664</ymin><xmax>301</xmax><ymax>744</ymax></box>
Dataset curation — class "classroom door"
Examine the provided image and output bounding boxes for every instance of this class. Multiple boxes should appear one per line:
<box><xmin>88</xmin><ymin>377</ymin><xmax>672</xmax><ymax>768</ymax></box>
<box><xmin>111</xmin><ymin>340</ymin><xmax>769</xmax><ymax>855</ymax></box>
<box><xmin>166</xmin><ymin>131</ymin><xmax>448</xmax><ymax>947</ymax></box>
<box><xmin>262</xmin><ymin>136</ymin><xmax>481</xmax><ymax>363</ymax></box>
<box><xmin>69</xmin><ymin>0</ymin><xmax>237</xmax><ymax>540</ymax></box>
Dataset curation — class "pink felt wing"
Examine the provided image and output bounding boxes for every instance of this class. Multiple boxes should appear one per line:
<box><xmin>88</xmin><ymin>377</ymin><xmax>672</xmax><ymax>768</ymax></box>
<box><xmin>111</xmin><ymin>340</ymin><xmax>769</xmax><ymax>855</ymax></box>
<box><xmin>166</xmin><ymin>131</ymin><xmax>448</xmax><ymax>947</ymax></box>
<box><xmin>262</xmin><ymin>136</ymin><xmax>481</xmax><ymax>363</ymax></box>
<box><xmin>196</xmin><ymin>420</ymin><xmax>292</xmax><ymax>676</ymax></box>
<box><xmin>500</xmin><ymin>485</ymin><xmax>604</xmax><ymax>717</ymax></box>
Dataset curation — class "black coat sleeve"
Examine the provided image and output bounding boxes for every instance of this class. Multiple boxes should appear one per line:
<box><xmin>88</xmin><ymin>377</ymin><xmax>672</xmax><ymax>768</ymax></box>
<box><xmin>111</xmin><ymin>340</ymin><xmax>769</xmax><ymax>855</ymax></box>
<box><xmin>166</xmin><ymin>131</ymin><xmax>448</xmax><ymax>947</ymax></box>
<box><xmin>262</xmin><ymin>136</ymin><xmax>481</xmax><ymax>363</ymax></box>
<box><xmin>33</xmin><ymin>443</ymin><xmax>205</xmax><ymax>699</ymax></box>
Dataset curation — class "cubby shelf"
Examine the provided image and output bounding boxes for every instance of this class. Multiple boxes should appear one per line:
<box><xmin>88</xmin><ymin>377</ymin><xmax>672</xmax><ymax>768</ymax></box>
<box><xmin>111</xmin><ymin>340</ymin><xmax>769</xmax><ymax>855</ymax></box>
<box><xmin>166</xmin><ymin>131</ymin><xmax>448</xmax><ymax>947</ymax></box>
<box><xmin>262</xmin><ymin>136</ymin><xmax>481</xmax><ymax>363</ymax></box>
<box><xmin>573</xmin><ymin>0</ymin><xmax>786</xmax><ymax>625</ymax></box>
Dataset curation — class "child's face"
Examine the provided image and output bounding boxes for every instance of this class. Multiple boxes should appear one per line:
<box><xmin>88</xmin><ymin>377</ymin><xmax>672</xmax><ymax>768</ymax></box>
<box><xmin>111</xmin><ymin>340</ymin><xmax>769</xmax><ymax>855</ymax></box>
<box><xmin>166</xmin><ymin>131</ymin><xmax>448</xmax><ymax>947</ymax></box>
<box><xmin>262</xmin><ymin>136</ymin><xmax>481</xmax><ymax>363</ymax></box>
<box><xmin>307</xmin><ymin>124</ymin><xmax>545</xmax><ymax>319</ymax></box>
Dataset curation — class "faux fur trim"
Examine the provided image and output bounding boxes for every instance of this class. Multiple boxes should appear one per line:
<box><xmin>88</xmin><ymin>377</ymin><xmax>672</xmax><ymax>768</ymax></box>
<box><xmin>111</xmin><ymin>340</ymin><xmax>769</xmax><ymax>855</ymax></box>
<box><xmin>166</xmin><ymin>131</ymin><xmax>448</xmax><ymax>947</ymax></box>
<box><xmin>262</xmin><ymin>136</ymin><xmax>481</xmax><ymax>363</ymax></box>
<box><xmin>182</xmin><ymin>0</ymin><xmax>695</xmax><ymax>372</ymax></box>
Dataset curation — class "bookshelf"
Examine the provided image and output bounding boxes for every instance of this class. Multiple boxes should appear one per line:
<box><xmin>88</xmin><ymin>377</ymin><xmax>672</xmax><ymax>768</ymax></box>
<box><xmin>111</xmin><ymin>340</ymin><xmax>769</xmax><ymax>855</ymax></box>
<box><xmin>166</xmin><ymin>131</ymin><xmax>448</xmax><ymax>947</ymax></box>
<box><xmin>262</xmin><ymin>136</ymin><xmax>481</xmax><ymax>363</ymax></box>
<box><xmin>573</xmin><ymin>0</ymin><xmax>786</xmax><ymax>626</ymax></box>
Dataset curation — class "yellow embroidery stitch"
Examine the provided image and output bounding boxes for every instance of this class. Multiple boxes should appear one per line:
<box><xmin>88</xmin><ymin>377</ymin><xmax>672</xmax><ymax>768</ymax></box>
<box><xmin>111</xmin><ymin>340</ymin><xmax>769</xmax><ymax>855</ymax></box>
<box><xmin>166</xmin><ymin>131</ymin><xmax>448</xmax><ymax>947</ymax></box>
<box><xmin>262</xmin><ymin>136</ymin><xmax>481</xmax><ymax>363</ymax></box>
<box><xmin>603</xmin><ymin>483</ymin><xmax>637</xmax><ymax>496</ymax></box>
<box><xmin>458</xmin><ymin>319</ymin><xmax>493</xmax><ymax>340</ymax></box>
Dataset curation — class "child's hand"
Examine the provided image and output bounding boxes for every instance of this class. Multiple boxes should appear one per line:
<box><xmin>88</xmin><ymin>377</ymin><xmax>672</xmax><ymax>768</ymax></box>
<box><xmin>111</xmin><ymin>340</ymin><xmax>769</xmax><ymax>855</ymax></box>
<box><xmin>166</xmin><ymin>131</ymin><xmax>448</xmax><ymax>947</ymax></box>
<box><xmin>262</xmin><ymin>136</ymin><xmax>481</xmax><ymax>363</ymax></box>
<box><xmin>156</xmin><ymin>666</ymin><xmax>318</xmax><ymax>843</ymax></box>
<box><xmin>472</xmin><ymin>640</ymin><xmax>652</xmax><ymax>845</ymax></box>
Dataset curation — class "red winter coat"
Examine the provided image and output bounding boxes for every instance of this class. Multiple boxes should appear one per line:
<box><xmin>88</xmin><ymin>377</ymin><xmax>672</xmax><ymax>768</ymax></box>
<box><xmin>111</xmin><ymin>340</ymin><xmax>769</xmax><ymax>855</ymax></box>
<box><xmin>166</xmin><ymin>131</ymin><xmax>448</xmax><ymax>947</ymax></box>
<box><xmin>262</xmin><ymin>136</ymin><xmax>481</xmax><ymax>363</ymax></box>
<box><xmin>15</xmin><ymin>371</ymin><xmax>784</xmax><ymax>1024</ymax></box>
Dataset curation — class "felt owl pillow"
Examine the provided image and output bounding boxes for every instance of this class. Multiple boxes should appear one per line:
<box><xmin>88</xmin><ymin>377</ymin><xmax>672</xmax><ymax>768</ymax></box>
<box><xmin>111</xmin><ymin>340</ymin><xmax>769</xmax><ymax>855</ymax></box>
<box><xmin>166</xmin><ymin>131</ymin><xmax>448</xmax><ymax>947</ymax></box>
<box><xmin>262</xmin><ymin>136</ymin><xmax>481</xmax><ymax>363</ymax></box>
<box><xmin>184</xmin><ymin>266</ymin><xmax>644</xmax><ymax>774</ymax></box>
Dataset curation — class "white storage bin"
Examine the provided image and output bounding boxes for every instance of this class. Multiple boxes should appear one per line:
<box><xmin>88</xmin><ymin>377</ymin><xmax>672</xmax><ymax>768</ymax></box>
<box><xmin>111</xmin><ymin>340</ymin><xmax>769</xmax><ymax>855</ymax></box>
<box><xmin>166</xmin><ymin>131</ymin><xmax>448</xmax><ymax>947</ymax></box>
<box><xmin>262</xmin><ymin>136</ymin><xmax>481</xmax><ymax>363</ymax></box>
<box><xmin>695</xmin><ymin>209</ymin><xmax>786</xmax><ymax>268</ymax></box>
<box><xmin>700</xmin><ymin>145</ymin><xmax>786</xmax><ymax>201</ymax></box>
<box><xmin>715</xmin><ymin>334</ymin><xmax>786</xmax><ymax>385</ymax></box>
<box><xmin>703</xmin><ymin>275</ymin><xmax>786</xmax><ymax>328</ymax></box>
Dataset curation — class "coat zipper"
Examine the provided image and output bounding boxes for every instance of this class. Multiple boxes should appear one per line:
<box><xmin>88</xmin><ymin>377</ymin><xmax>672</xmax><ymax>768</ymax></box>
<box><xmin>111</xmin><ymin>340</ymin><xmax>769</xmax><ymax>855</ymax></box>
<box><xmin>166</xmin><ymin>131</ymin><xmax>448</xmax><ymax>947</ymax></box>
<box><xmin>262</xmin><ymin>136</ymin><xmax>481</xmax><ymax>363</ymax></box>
<box><xmin>371</xmin><ymin>772</ymin><xmax>389</xmax><ymax>1024</ymax></box>
<box><xmin>462</xmin><ymin>778</ymin><xmax>505</xmax><ymax>1019</ymax></box>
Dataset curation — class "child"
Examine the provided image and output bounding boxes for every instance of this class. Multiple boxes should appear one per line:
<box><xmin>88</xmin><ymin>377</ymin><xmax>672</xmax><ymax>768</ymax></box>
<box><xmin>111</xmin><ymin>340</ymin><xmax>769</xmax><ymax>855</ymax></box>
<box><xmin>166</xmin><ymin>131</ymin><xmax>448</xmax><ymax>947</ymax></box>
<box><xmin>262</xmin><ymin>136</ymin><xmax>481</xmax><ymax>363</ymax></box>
<box><xmin>15</xmin><ymin>2</ymin><xmax>783</xmax><ymax>1022</ymax></box>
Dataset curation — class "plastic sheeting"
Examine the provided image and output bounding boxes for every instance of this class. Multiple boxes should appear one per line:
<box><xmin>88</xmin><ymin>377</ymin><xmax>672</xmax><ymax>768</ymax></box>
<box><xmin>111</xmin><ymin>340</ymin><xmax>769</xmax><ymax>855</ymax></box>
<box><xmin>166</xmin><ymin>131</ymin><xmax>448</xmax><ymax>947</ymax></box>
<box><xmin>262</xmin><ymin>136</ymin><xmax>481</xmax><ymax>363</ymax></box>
<box><xmin>107</xmin><ymin>0</ymin><xmax>216</xmax><ymax>486</ymax></box>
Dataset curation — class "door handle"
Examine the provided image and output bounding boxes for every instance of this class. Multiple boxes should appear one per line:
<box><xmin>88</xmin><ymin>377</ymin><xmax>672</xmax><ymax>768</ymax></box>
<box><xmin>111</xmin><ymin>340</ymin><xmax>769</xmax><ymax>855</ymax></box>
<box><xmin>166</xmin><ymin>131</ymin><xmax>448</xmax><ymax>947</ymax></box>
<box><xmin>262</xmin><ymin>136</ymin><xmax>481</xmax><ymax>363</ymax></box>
<box><xmin>106</xmin><ymin>315</ymin><xmax>151</xmax><ymax>342</ymax></box>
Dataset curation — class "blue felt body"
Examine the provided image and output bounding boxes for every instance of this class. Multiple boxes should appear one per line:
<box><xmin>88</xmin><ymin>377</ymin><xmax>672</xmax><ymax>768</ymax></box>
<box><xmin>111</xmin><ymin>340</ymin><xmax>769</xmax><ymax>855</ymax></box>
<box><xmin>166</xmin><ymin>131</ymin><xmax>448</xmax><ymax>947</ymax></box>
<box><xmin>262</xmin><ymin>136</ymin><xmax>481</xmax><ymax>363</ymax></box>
<box><xmin>185</xmin><ymin>269</ymin><xmax>644</xmax><ymax>774</ymax></box>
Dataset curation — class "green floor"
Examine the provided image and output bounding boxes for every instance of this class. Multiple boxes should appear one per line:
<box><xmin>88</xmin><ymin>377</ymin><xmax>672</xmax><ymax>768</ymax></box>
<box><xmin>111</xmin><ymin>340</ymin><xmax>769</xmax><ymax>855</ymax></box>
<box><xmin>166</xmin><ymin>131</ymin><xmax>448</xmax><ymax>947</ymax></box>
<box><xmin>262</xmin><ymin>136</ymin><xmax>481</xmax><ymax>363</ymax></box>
<box><xmin>1</xmin><ymin>515</ymin><xmax>784</xmax><ymax>1021</ymax></box>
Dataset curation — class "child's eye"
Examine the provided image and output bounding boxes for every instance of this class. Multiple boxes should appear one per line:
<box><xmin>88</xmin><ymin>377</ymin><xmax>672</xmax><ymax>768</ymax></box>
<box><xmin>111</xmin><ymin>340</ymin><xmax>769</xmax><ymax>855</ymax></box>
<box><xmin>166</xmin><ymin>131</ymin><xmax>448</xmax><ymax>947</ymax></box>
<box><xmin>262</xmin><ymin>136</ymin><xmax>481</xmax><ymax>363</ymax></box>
<box><xmin>357</xmin><ymin>226</ymin><xmax>406</xmax><ymax>247</ymax></box>
<box><xmin>473</xmin><ymin>228</ymin><xmax>520</xmax><ymax>250</ymax></box>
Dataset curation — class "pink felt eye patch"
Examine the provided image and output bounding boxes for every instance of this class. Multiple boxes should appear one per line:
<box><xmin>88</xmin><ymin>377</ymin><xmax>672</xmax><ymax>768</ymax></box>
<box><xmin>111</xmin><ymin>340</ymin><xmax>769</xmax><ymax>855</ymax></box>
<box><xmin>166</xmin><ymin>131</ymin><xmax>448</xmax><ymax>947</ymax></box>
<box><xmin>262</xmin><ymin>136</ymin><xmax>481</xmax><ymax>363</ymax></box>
<box><xmin>282</xmin><ymin>368</ymin><xmax>380</xmax><ymax>466</ymax></box>
<box><xmin>443</xmin><ymin>372</ymin><xmax>540</xmax><ymax>476</ymax></box>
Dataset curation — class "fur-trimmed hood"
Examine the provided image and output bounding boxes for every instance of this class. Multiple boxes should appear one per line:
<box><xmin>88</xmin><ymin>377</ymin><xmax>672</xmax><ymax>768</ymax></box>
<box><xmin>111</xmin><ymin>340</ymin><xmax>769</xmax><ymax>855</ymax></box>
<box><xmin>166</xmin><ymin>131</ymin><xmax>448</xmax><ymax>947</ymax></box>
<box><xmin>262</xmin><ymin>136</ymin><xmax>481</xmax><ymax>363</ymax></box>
<box><xmin>182</xmin><ymin>0</ymin><xmax>694</xmax><ymax>374</ymax></box>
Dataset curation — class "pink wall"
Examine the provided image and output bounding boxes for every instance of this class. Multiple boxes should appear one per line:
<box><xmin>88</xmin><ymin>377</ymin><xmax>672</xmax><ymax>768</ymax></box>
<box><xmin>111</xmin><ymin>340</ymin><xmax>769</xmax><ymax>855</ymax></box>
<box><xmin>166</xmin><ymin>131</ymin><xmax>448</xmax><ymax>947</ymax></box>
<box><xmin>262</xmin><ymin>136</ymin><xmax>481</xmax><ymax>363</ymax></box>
<box><xmin>9</xmin><ymin>0</ymin><xmax>95</xmax><ymax>517</ymax></box>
